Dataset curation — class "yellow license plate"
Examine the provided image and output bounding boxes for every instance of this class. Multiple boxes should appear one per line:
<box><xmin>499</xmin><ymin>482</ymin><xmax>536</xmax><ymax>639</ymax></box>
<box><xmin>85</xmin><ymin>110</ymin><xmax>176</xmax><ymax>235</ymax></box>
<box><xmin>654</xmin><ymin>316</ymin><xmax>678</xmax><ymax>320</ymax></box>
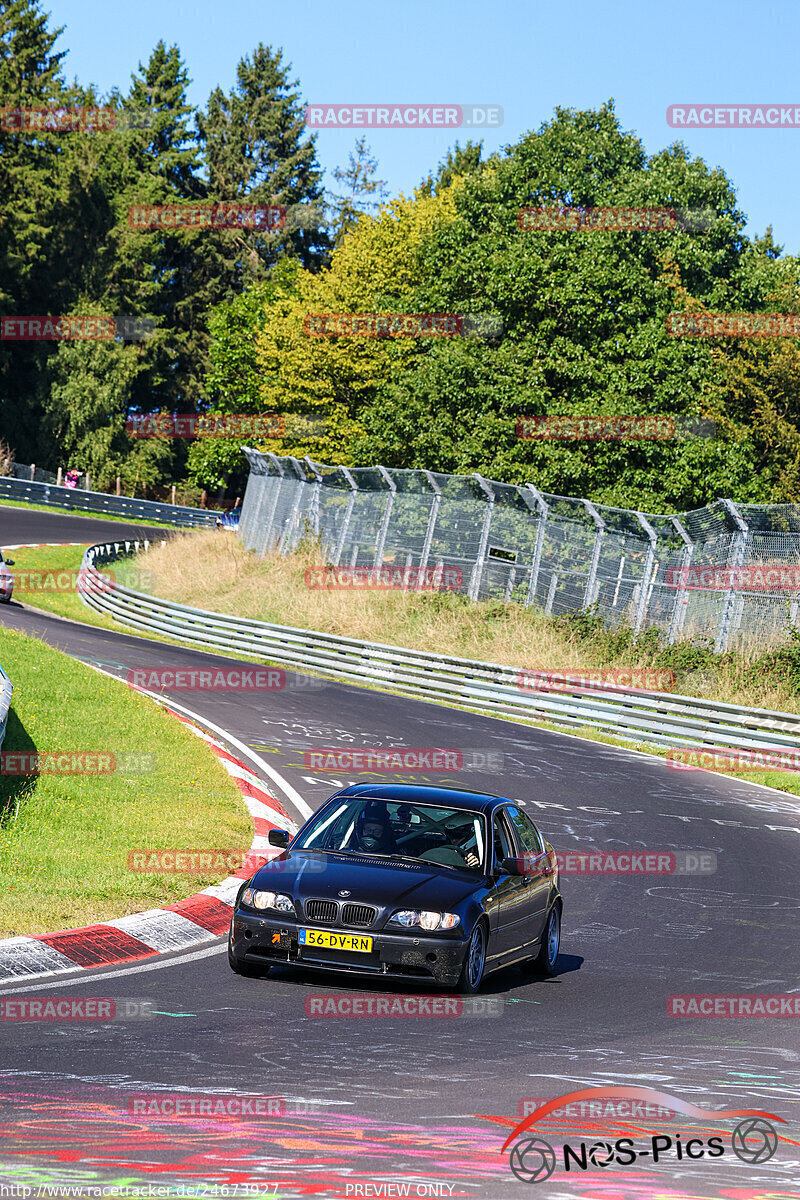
<box><xmin>299</xmin><ymin>928</ymin><xmax>373</xmax><ymax>953</ymax></box>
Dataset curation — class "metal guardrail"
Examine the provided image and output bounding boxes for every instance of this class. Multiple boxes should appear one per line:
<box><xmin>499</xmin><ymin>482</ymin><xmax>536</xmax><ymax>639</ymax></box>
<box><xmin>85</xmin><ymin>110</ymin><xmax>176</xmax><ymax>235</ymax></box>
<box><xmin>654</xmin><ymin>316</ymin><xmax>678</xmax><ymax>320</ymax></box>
<box><xmin>0</xmin><ymin>662</ymin><xmax>13</xmax><ymax>752</ymax></box>
<box><xmin>0</xmin><ymin>475</ymin><xmax>217</xmax><ymax>527</ymax></box>
<box><xmin>77</xmin><ymin>539</ymin><xmax>800</xmax><ymax>755</ymax></box>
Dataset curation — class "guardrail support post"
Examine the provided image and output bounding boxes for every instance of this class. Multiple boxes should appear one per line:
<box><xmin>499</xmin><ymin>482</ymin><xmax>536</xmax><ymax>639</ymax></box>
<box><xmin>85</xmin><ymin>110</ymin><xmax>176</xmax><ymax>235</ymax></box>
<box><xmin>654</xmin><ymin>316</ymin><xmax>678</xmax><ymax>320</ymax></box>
<box><xmin>667</xmin><ymin>517</ymin><xmax>694</xmax><ymax>644</ymax></box>
<box><xmin>633</xmin><ymin>512</ymin><xmax>658</xmax><ymax>634</ymax></box>
<box><xmin>469</xmin><ymin>474</ymin><xmax>495</xmax><ymax>602</ymax></box>
<box><xmin>374</xmin><ymin>465</ymin><xmax>397</xmax><ymax>569</ymax></box>
<box><xmin>582</xmin><ymin>500</ymin><xmax>606</xmax><ymax>608</ymax></box>
<box><xmin>334</xmin><ymin>468</ymin><xmax>358</xmax><ymax>567</ymax></box>
<box><xmin>715</xmin><ymin>499</ymin><xmax>749</xmax><ymax>653</ymax></box>
<box><xmin>418</xmin><ymin>471</ymin><xmax>442</xmax><ymax>590</ymax></box>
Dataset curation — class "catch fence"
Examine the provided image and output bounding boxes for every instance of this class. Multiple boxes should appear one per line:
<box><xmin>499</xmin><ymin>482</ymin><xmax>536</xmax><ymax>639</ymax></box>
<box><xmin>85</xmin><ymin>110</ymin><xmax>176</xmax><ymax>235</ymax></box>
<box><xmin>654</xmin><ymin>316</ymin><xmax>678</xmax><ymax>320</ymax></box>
<box><xmin>238</xmin><ymin>449</ymin><xmax>800</xmax><ymax>652</ymax></box>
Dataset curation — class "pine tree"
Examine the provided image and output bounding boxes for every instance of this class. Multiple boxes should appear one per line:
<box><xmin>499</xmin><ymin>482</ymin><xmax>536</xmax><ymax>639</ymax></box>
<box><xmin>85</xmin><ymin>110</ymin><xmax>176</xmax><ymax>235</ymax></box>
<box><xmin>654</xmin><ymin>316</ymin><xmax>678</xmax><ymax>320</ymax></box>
<box><xmin>329</xmin><ymin>135</ymin><xmax>388</xmax><ymax>242</ymax></box>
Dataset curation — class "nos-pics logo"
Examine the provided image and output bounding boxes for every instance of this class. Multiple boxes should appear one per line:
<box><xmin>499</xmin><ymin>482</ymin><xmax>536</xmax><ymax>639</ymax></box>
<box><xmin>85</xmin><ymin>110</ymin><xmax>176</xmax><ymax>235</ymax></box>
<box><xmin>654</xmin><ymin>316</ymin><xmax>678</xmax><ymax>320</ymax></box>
<box><xmin>496</xmin><ymin>1087</ymin><xmax>784</xmax><ymax>1184</ymax></box>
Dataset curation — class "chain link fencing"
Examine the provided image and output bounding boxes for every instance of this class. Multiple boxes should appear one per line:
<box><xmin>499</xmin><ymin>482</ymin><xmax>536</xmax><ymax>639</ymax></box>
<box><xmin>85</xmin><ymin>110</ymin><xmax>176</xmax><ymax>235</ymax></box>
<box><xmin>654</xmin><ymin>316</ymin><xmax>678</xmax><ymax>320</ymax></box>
<box><xmin>239</xmin><ymin>449</ymin><xmax>800</xmax><ymax>653</ymax></box>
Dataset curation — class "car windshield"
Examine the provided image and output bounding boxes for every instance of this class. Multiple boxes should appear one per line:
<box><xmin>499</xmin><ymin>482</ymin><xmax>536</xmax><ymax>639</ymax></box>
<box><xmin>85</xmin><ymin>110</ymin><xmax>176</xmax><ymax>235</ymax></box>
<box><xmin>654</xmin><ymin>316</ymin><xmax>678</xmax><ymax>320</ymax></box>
<box><xmin>293</xmin><ymin>797</ymin><xmax>486</xmax><ymax>872</ymax></box>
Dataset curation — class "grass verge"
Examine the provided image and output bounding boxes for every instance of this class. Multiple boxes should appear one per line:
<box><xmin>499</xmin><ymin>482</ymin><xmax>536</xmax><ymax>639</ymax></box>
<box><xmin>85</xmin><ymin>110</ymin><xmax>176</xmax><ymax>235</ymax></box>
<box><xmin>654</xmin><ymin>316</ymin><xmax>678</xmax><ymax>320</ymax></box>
<box><xmin>0</xmin><ymin>625</ymin><xmax>252</xmax><ymax>937</ymax></box>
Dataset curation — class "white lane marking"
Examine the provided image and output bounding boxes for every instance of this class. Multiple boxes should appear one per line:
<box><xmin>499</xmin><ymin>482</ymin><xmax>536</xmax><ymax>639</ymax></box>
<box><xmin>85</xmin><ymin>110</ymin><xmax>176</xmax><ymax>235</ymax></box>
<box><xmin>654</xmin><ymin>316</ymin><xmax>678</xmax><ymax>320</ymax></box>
<box><xmin>0</xmin><ymin>942</ymin><xmax>228</xmax><ymax>992</ymax></box>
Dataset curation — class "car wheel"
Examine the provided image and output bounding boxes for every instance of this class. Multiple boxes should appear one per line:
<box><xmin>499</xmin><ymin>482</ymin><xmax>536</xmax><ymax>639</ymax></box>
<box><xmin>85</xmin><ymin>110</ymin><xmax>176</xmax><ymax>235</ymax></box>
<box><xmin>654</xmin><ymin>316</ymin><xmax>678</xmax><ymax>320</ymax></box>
<box><xmin>0</xmin><ymin>594</ymin><xmax>11</xmax><ymax>604</ymax></box>
<box><xmin>524</xmin><ymin>903</ymin><xmax>561</xmax><ymax>977</ymax></box>
<box><xmin>456</xmin><ymin>921</ymin><xmax>487</xmax><ymax>994</ymax></box>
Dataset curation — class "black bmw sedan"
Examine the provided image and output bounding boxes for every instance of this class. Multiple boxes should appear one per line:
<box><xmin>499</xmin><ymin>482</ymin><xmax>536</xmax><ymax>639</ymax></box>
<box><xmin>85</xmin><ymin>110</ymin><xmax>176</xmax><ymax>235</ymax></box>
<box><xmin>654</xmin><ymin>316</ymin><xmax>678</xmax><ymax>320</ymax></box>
<box><xmin>228</xmin><ymin>783</ymin><xmax>562</xmax><ymax>993</ymax></box>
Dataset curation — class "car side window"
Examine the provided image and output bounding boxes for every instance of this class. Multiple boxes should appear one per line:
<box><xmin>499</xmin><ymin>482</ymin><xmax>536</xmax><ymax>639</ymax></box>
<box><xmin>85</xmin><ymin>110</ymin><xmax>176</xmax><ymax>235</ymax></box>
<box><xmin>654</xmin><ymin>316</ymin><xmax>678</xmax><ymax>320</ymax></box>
<box><xmin>493</xmin><ymin>812</ymin><xmax>514</xmax><ymax>867</ymax></box>
<box><xmin>506</xmin><ymin>805</ymin><xmax>543</xmax><ymax>855</ymax></box>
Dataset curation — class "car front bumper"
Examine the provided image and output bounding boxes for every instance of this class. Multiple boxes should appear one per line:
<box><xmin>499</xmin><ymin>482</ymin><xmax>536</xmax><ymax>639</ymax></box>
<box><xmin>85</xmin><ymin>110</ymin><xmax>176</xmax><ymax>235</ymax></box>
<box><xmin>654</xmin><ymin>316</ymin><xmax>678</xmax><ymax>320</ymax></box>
<box><xmin>230</xmin><ymin>911</ymin><xmax>469</xmax><ymax>987</ymax></box>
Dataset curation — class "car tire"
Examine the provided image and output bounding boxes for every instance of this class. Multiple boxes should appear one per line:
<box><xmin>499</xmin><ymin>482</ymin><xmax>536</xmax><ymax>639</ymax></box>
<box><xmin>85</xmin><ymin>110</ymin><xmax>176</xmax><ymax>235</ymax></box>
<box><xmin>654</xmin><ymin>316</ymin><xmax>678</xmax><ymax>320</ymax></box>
<box><xmin>0</xmin><ymin>594</ymin><xmax>11</xmax><ymax>604</ymax></box>
<box><xmin>523</xmin><ymin>903</ymin><xmax>561</xmax><ymax>977</ymax></box>
<box><xmin>456</xmin><ymin>920</ymin><xmax>487</xmax><ymax>994</ymax></box>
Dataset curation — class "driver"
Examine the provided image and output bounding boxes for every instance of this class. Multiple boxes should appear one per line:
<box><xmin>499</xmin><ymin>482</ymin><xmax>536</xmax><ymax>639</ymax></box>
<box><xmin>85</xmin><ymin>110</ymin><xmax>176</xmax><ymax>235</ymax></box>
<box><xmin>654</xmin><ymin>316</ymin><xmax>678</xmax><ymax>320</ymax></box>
<box><xmin>354</xmin><ymin>804</ymin><xmax>397</xmax><ymax>854</ymax></box>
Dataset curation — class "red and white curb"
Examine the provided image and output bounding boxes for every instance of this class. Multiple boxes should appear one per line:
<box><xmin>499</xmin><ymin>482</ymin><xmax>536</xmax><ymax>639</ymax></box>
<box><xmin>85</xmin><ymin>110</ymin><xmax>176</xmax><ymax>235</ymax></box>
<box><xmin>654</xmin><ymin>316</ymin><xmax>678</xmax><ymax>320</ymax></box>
<box><xmin>0</xmin><ymin>712</ymin><xmax>298</xmax><ymax>984</ymax></box>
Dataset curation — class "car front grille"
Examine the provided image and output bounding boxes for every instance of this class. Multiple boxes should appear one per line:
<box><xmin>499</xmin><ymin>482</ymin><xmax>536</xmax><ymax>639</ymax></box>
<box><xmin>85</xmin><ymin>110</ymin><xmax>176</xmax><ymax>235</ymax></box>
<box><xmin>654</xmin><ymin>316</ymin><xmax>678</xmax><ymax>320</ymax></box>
<box><xmin>342</xmin><ymin>903</ymin><xmax>377</xmax><ymax>928</ymax></box>
<box><xmin>304</xmin><ymin>899</ymin><xmax>338</xmax><ymax>923</ymax></box>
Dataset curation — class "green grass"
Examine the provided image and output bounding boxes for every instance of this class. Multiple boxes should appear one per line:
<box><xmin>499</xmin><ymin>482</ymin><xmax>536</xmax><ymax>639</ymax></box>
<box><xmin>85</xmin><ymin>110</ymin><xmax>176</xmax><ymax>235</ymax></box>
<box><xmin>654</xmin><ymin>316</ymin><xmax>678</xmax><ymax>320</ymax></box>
<box><xmin>0</xmin><ymin>626</ymin><xmax>252</xmax><ymax>937</ymax></box>
<box><xmin>0</xmin><ymin>496</ymin><xmax>182</xmax><ymax>527</ymax></box>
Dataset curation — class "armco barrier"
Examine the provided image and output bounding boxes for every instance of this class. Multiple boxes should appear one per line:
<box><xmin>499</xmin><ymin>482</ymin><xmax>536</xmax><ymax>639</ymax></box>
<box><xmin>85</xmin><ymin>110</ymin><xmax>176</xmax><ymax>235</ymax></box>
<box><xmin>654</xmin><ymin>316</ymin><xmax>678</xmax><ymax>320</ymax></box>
<box><xmin>0</xmin><ymin>474</ymin><xmax>216</xmax><ymax>527</ymax></box>
<box><xmin>77</xmin><ymin>540</ymin><xmax>800</xmax><ymax>755</ymax></box>
<box><xmin>0</xmin><ymin>662</ymin><xmax>13</xmax><ymax>751</ymax></box>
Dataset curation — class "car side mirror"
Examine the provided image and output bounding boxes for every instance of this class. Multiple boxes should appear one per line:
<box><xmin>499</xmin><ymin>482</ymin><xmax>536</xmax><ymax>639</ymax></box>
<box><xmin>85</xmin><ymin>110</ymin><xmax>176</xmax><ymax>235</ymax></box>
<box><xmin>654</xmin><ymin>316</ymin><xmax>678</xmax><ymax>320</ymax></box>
<box><xmin>497</xmin><ymin>856</ymin><xmax>523</xmax><ymax>876</ymax></box>
<box><xmin>4</xmin><ymin>559</ymin><xmax>13</xmax><ymax>566</ymax></box>
<box><xmin>268</xmin><ymin>829</ymin><xmax>290</xmax><ymax>848</ymax></box>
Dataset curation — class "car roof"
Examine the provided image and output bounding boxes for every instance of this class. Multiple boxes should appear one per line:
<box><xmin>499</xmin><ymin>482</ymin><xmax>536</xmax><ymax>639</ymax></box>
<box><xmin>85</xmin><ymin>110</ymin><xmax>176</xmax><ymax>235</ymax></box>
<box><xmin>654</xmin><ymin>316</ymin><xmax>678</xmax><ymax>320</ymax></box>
<box><xmin>330</xmin><ymin>782</ymin><xmax>509</xmax><ymax>816</ymax></box>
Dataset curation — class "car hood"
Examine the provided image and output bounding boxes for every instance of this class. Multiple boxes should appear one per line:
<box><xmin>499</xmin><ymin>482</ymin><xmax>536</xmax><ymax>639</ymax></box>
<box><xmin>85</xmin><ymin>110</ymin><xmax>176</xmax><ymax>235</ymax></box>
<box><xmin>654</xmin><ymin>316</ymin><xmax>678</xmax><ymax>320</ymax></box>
<box><xmin>250</xmin><ymin>850</ymin><xmax>479</xmax><ymax>908</ymax></box>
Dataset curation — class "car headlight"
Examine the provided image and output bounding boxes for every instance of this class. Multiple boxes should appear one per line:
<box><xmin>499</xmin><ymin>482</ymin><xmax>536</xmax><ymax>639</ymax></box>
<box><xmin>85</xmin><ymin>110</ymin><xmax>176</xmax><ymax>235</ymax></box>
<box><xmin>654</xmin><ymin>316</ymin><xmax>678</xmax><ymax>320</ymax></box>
<box><xmin>241</xmin><ymin>888</ymin><xmax>296</xmax><ymax>915</ymax></box>
<box><xmin>388</xmin><ymin>909</ymin><xmax>460</xmax><ymax>931</ymax></box>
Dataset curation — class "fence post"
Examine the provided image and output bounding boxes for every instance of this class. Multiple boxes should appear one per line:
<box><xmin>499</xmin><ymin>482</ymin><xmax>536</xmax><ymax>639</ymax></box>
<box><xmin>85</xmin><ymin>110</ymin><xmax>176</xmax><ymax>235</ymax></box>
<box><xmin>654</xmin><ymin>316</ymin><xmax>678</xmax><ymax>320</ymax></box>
<box><xmin>278</xmin><ymin>457</ymin><xmax>307</xmax><ymax>553</ymax></box>
<box><xmin>667</xmin><ymin>517</ymin><xmax>694</xmax><ymax>644</ymax></box>
<box><xmin>524</xmin><ymin>484</ymin><xmax>548</xmax><ymax>609</ymax></box>
<box><xmin>418</xmin><ymin>471</ymin><xmax>442</xmax><ymax>589</ymax></box>
<box><xmin>57</xmin><ymin>467</ymin><xmax>62</xmax><ymax>487</ymax></box>
<box><xmin>633</xmin><ymin>512</ymin><xmax>658</xmax><ymax>634</ymax></box>
<box><xmin>715</xmin><ymin>499</ymin><xmax>749</xmax><ymax>653</ymax></box>
<box><xmin>334</xmin><ymin>468</ymin><xmax>358</xmax><ymax>566</ymax></box>
<box><xmin>261</xmin><ymin>453</ymin><xmax>286</xmax><ymax>554</ymax></box>
<box><xmin>469</xmin><ymin>474</ymin><xmax>495</xmax><ymax>602</ymax></box>
<box><xmin>374</xmin><ymin>465</ymin><xmax>397</xmax><ymax>569</ymax></box>
<box><xmin>304</xmin><ymin>457</ymin><xmax>323</xmax><ymax>536</ymax></box>
<box><xmin>582</xmin><ymin>500</ymin><xmax>606</xmax><ymax>607</ymax></box>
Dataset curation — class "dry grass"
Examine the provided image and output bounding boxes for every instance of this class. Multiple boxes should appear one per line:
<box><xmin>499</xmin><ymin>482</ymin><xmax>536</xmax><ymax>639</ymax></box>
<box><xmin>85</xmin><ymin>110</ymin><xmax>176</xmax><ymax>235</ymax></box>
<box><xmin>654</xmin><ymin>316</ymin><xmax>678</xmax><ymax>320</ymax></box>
<box><xmin>140</xmin><ymin>529</ymin><xmax>800</xmax><ymax>716</ymax></box>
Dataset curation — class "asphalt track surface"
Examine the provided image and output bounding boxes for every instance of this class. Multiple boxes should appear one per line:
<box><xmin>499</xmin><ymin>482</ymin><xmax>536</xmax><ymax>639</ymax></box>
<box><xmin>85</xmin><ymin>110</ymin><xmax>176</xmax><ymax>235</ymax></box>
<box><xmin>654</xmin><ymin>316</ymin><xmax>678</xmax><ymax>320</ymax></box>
<box><xmin>0</xmin><ymin>507</ymin><xmax>798</xmax><ymax>1198</ymax></box>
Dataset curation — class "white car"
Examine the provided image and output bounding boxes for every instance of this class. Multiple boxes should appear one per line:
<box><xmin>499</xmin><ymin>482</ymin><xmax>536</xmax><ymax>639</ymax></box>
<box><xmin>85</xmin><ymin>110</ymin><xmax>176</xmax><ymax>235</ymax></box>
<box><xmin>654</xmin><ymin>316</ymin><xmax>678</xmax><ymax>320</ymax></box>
<box><xmin>0</xmin><ymin>552</ymin><xmax>15</xmax><ymax>603</ymax></box>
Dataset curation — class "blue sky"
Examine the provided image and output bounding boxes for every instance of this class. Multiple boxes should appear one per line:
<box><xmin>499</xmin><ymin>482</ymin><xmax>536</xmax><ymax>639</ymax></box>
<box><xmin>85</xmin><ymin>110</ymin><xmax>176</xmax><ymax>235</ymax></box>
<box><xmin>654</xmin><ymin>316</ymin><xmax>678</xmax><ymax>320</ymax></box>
<box><xmin>51</xmin><ymin>0</ymin><xmax>800</xmax><ymax>253</ymax></box>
